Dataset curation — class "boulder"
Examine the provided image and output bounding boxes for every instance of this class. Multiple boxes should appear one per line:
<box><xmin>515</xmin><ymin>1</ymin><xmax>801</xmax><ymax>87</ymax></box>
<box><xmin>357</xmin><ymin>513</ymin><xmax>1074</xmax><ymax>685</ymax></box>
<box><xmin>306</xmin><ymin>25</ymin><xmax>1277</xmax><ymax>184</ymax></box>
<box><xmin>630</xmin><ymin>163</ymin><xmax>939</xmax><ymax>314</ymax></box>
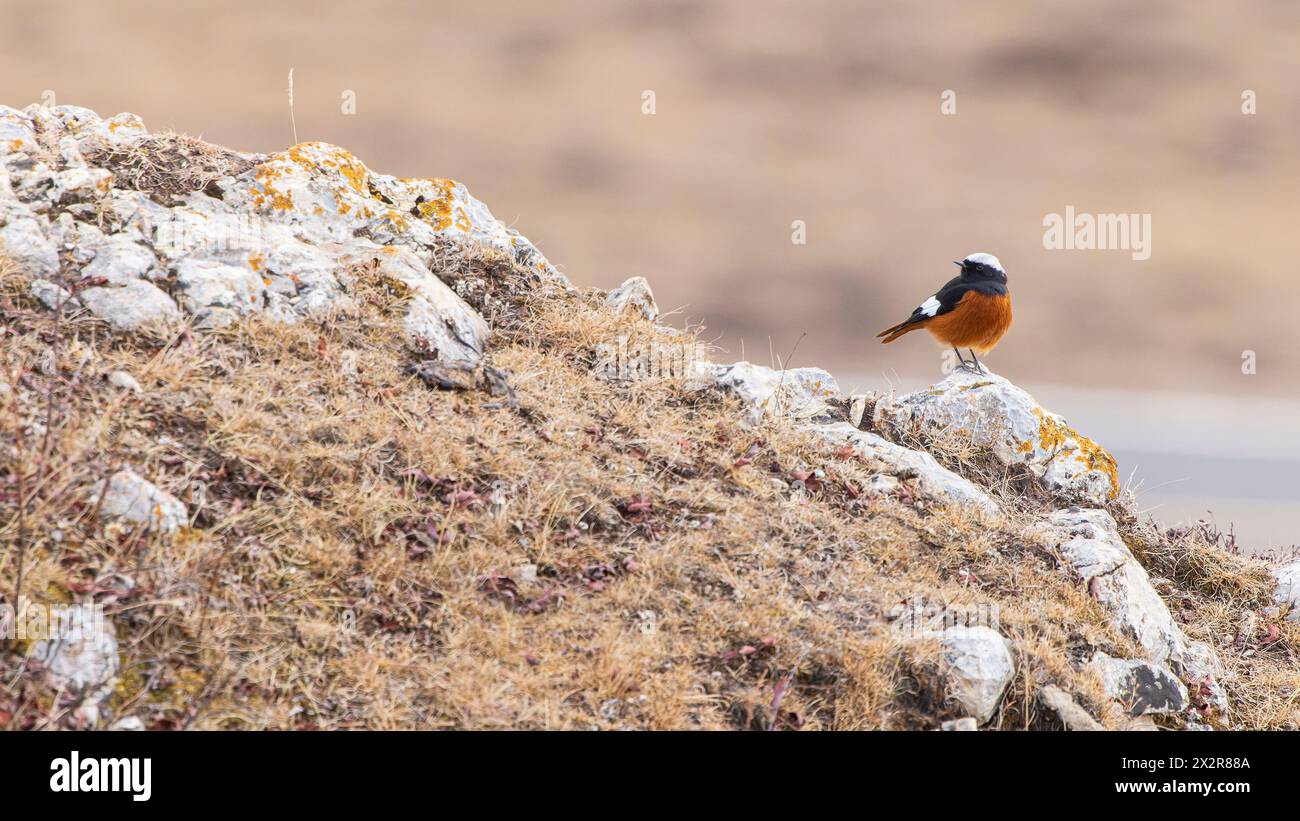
<box><xmin>873</xmin><ymin>368</ymin><xmax>1120</xmax><ymax>505</ymax></box>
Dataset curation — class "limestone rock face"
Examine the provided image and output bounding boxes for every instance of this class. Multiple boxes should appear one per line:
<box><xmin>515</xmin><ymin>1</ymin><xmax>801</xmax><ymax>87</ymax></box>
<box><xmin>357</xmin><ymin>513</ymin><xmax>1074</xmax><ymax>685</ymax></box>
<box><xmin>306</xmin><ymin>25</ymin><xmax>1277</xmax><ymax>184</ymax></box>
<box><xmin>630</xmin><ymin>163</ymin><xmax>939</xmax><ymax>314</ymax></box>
<box><xmin>1033</xmin><ymin>507</ymin><xmax>1187</xmax><ymax>667</ymax></box>
<box><xmin>873</xmin><ymin>368</ymin><xmax>1120</xmax><ymax>506</ymax></box>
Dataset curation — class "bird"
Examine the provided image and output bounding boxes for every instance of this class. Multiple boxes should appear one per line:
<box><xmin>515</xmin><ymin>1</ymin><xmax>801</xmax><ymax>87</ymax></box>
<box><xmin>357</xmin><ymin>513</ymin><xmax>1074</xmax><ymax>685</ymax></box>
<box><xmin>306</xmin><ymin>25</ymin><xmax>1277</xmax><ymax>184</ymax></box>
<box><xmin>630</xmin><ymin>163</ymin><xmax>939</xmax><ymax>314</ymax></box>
<box><xmin>876</xmin><ymin>253</ymin><xmax>1012</xmax><ymax>373</ymax></box>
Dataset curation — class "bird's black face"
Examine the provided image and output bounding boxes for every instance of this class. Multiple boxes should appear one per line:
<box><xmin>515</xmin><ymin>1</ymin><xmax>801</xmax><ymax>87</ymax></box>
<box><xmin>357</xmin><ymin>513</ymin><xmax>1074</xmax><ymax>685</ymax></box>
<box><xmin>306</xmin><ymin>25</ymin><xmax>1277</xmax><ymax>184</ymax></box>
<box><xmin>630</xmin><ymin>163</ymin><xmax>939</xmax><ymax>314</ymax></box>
<box><xmin>954</xmin><ymin>258</ymin><xmax>1008</xmax><ymax>283</ymax></box>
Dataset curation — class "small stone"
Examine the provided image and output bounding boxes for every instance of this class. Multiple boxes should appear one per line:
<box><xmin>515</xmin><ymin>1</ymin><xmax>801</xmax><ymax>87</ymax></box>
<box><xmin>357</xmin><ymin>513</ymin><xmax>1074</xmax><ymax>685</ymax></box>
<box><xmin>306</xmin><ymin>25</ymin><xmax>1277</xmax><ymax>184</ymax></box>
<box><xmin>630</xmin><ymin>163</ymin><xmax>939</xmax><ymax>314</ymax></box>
<box><xmin>605</xmin><ymin>276</ymin><xmax>659</xmax><ymax>321</ymax></box>
<box><xmin>95</xmin><ymin>469</ymin><xmax>188</xmax><ymax>535</ymax></box>
<box><xmin>940</xmin><ymin>625</ymin><xmax>1015</xmax><ymax>724</ymax></box>
<box><xmin>107</xmin><ymin>370</ymin><xmax>142</xmax><ymax>394</ymax></box>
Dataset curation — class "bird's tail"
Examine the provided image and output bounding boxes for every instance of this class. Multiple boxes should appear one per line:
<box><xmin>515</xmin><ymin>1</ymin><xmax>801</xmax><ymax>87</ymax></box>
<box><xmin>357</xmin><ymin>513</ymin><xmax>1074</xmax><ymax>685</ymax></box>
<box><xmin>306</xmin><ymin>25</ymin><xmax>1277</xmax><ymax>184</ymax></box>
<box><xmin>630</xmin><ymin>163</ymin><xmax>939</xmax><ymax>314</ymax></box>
<box><xmin>876</xmin><ymin>317</ymin><xmax>926</xmax><ymax>344</ymax></box>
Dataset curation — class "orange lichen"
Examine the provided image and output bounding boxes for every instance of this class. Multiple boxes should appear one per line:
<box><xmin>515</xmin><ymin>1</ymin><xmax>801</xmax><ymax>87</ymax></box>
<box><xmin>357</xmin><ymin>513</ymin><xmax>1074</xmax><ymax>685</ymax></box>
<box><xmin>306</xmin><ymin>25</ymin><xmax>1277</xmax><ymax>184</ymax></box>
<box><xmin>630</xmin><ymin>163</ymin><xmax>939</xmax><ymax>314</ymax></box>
<box><xmin>1033</xmin><ymin>408</ymin><xmax>1119</xmax><ymax>499</ymax></box>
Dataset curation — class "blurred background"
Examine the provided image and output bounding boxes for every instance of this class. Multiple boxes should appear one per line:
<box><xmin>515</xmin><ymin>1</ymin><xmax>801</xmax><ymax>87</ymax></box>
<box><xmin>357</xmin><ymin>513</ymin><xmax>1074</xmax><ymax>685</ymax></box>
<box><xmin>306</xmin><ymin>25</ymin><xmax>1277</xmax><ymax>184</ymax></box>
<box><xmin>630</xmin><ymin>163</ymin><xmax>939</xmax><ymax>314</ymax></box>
<box><xmin>2</xmin><ymin>0</ymin><xmax>1297</xmax><ymax>549</ymax></box>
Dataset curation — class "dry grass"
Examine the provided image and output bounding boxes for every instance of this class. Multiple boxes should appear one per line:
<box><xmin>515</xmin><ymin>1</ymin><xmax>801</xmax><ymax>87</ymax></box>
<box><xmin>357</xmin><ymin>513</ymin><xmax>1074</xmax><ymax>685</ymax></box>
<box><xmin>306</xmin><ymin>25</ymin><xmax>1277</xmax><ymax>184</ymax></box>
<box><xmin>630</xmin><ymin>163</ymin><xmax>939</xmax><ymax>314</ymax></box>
<box><xmin>0</xmin><ymin>244</ymin><xmax>1296</xmax><ymax>730</ymax></box>
<box><xmin>84</xmin><ymin>132</ymin><xmax>258</xmax><ymax>204</ymax></box>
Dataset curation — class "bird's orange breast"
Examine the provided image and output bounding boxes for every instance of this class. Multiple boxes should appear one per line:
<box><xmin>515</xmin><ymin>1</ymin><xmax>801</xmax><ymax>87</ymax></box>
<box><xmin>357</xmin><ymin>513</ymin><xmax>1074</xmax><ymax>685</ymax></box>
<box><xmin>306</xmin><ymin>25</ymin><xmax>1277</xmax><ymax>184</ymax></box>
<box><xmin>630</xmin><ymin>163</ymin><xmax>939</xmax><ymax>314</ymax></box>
<box><xmin>925</xmin><ymin>290</ymin><xmax>1012</xmax><ymax>353</ymax></box>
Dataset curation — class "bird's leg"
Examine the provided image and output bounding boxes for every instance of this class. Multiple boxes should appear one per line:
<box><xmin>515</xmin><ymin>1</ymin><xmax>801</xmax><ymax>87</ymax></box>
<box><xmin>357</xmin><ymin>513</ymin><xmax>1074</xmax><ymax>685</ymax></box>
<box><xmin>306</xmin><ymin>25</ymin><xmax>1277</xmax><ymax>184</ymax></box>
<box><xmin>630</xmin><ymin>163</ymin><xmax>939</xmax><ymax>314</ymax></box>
<box><xmin>952</xmin><ymin>346</ymin><xmax>974</xmax><ymax>372</ymax></box>
<box><xmin>967</xmin><ymin>349</ymin><xmax>985</xmax><ymax>374</ymax></box>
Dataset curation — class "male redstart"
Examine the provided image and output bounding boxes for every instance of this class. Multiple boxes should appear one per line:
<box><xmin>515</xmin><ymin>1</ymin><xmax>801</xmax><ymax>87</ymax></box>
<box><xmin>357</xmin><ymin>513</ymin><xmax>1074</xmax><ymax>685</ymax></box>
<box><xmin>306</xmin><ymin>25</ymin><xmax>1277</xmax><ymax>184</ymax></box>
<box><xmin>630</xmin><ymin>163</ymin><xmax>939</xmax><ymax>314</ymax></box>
<box><xmin>876</xmin><ymin>253</ymin><xmax>1012</xmax><ymax>373</ymax></box>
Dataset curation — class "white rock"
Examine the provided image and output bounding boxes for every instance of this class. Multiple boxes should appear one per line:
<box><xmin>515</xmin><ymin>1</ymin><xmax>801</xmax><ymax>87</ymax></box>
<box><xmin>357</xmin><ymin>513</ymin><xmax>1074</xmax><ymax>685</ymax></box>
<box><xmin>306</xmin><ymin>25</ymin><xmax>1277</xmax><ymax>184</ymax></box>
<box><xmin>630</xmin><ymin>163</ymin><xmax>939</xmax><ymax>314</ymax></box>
<box><xmin>81</xmin><ymin>234</ymin><xmax>162</xmax><ymax>283</ymax></box>
<box><xmin>0</xmin><ymin>202</ymin><xmax>60</xmax><ymax>278</ymax></box>
<box><xmin>1090</xmin><ymin>652</ymin><xmax>1187</xmax><ymax>716</ymax></box>
<box><xmin>175</xmin><ymin>257</ymin><xmax>265</xmax><ymax>314</ymax></box>
<box><xmin>50</xmin><ymin>165</ymin><xmax>112</xmax><ymax>204</ymax></box>
<box><xmin>817</xmin><ymin>422</ymin><xmax>999</xmax><ymax>513</ymax></box>
<box><xmin>108</xmin><ymin>716</ymin><xmax>145</xmax><ymax>731</ymax></box>
<box><xmin>334</xmin><ymin>244</ymin><xmax>490</xmax><ymax>365</ymax></box>
<box><xmin>1272</xmin><ymin>559</ymin><xmax>1300</xmax><ymax>622</ymax></box>
<box><xmin>30</xmin><ymin>279</ymin><xmax>76</xmax><ymax>310</ymax></box>
<box><xmin>873</xmin><ymin>368</ymin><xmax>1120</xmax><ymax>505</ymax></box>
<box><xmin>1182</xmin><ymin>640</ymin><xmax>1229</xmax><ymax>716</ymax></box>
<box><xmin>605</xmin><ymin>276</ymin><xmax>659</xmax><ymax>321</ymax></box>
<box><xmin>0</xmin><ymin>106</ymin><xmax>38</xmax><ymax>154</ymax></box>
<box><xmin>702</xmin><ymin>361</ymin><xmax>839</xmax><ymax>423</ymax></box>
<box><xmin>940</xmin><ymin>717</ymin><xmax>979</xmax><ymax>731</ymax></box>
<box><xmin>76</xmin><ymin>112</ymin><xmax>149</xmax><ymax>154</ymax></box>
<box><xmin>939</xmin><ymin>625</ymin><xmax>1015</xmax><ymax>724</ymax></box>
<box><xmin>95</xmin><ymin>468</ymin><xmax>188</xmax><ymax>534</ymax></box>
<box><xmin>30</xmin><ymin>603</ymin><xmax>119</xmax><ymax>726</ymax></box>
<box><xmin>107</xmin><ymin>370</ymin><xmax>143</xmax><ymax>394</ymax></box>
<box><xmin>1032</xmin><ymin>508</ymin><xmax>1187</xmax><ymax>667</ymax></box>
<box><xmin>79</xmin><ymin>279</ymin><xmax>181</xmax><ymax>330</ymax></box>
<box><xmin>848</xmin><ymin>394</ymin><xmax>871</xmax><ymax>429</ymax></box>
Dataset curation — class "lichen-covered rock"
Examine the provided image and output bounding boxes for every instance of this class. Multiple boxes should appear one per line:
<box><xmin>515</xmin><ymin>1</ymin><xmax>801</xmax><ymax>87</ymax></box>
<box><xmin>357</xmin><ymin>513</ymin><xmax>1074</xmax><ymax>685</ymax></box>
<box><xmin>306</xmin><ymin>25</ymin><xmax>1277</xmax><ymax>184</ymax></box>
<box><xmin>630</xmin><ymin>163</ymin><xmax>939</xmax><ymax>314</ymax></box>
<box><xmin>1089</xmin><ymin>652</ymin><xmax>1187</xmax><ymax>716</ymax></box>
<box><xmin>817</xmin><ymin>422</ymin><xmax>999</xmax><ymax>513</ymax></box>
<box><xmin>873</xmin><ymin>368</ymin><xmax>1120</xmax><ymax>505</ymax></box>
<box><xmin>939</xmin><ymin>625</ymin><xmax>1015</xmax><ymax>723</ymax></box>
<box><xmin>1</xmin><ymin>104</ymin><xmax>560</xmax><ymax>362</ymax></box>
<box><xmin>605</xmin><ymin>276</ymin><xmax>658</xmax><ymax>321</ymax></box>
<box><xmin>30</xmin><ymin>604</ymin><xmax>119</xmax><ymax>726</ymax></box>
<box><xmin>1032</xmin><ymin>507</ymin><xmax>1187</xmax><ymax>667</ymax></box>
<box><xmin>94</xmin><ymin>468</ymin><xmax>188</xmax><ymax>534</ymax></box>
<box><xmin>701</xmin><ymin>361</ymin><xmax>839</xmax><ymax>423</ymax></box>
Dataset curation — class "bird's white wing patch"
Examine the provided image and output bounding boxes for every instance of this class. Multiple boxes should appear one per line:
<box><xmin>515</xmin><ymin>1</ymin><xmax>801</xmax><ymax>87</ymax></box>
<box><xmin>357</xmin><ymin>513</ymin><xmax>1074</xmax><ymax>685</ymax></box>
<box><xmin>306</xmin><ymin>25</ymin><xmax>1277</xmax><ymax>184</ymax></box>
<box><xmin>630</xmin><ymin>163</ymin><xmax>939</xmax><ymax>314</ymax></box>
<box><xmin>919</xmin><ymin>295</ymin><xmax>941</xmax><ymax>317</ymax></box>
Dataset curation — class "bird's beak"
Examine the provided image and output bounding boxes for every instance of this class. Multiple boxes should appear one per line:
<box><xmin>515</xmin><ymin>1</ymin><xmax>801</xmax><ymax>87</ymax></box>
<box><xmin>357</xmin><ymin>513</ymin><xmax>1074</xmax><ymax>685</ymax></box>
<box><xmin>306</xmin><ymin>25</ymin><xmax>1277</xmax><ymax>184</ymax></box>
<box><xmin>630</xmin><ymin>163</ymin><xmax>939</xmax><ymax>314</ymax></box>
<box><xmin>952</xmin><ymin>260</ymin><xmax>963</xmax><ymax>267</ymax></box>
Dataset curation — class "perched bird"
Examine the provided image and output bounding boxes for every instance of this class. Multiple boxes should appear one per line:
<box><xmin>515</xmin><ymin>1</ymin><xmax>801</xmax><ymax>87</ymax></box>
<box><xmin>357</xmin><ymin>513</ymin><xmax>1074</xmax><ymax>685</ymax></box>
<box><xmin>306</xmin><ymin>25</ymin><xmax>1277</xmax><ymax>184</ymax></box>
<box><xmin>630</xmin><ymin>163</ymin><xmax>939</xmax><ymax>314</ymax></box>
<box><xmin>876</xmin><ymin>253</ymin><xmax>1012</xmax><ymax>373</ymax></box>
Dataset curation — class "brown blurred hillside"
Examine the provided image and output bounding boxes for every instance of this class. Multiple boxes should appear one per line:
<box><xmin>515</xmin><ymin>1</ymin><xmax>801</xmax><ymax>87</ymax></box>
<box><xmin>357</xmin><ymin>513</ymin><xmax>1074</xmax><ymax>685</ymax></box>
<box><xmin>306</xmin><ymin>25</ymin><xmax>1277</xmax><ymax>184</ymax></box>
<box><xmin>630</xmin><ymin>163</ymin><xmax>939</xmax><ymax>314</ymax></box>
<box><xmin>2</xmin><ymin>0</ymin><xmax>1298</xmax><ymax>397</ymax></box>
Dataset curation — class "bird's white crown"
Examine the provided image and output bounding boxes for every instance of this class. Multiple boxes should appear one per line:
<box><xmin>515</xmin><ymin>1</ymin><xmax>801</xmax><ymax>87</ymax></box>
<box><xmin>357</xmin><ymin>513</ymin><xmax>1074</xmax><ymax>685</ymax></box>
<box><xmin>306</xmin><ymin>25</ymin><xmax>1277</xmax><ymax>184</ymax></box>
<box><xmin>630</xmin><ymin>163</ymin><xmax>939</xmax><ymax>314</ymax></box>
<box><xmin>963</xmin><ymin>252</ymin><xmax>1004</xmax><ymax>273</ymax></box>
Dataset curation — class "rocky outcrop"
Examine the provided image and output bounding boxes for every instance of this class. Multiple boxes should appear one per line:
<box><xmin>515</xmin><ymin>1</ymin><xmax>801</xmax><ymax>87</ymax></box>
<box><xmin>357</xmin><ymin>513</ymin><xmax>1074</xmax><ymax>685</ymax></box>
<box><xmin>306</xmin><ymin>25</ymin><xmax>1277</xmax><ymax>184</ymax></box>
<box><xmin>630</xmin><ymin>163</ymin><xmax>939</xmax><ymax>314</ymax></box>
<box><xmin>0</xmin><ymin>103</ymin><xmax>560</xmax><ymax>365</ymax></box>
<box><xmin>873</xmin><ymin>369</ymin><xmax>1121</xmax><ymax>506</ymax></box>
<box><xmin>5</xmin><ymin>102</ymin><xmax>1260</xmax><ymax>730</ymax></box>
